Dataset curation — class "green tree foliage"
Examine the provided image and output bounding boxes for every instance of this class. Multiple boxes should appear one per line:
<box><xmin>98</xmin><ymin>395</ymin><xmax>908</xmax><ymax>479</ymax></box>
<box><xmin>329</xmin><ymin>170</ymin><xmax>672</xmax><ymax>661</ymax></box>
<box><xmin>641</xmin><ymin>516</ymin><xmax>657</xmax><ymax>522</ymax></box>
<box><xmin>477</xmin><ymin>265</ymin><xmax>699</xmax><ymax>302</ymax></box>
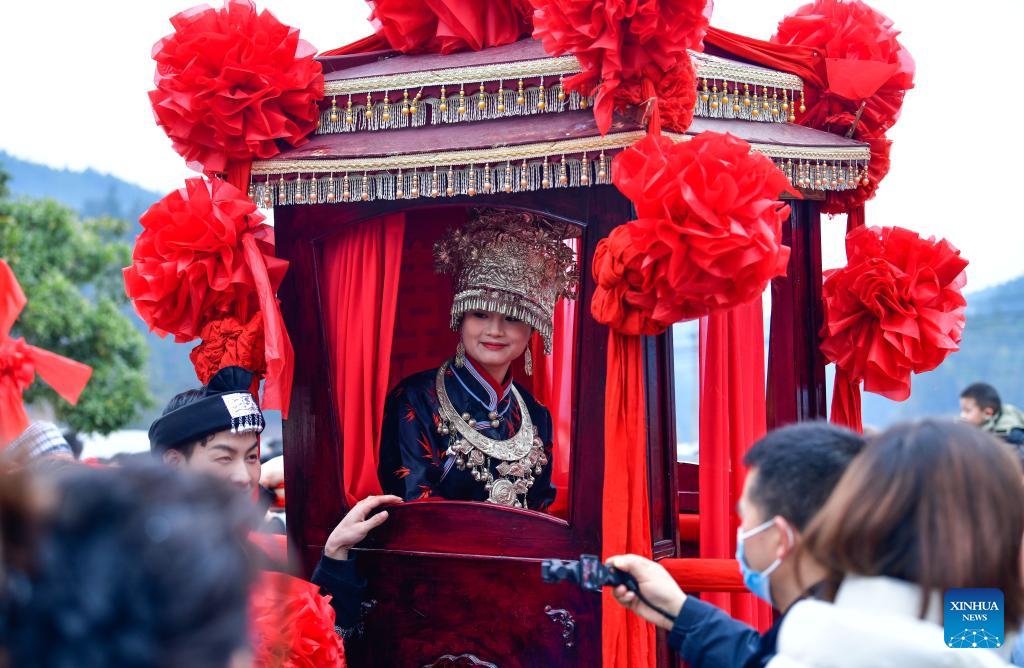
<box><xmin>0</xmin><ymin>177</ymin><xmax>151</xmax><ymax>433</ymax></box>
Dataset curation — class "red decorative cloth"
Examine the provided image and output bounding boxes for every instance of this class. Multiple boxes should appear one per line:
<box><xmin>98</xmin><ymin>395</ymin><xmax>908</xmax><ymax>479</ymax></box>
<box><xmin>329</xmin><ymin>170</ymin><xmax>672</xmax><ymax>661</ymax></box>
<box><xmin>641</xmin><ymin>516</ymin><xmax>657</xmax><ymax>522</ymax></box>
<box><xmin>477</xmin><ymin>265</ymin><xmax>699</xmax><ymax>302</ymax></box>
<box><xmin>601</xmin><ymin>332</ymin><xmax>655</xmax><ymax>668</ymax></box>
<box><xmin>367</xmin><ymin>0</ymin><xmax>533</xmax><ymax>54</ymax></box>
<box><xmin>190</xmin><ymin>313</ymin><xmax>266</xmax><ymax>396</ymax></box>
<box><xmin>613</xmin><ymin>60</ymin><xmax>697</xmax><ymax>133</ymax></box>
<box><xmin>530</xmin><ymin>0</ymin><xmax>709</xmax><ymax>134</ymax></box>
<box><xmin>321</xmin><ymin>214</ymin><xmax>406</xmax><ymax>506</ymax></box>
<box><xmin>149</xmin><ymin>0</ymin><xmax>324</xmax><ymax>174</ymax></box>
<box><xmin>250</xmin><ymin>570</ymin><xmax>347</xmax><ymax>667</ymax></box>
<box><xmin>0</xmin><ymin>260</ymin><xmax>92</xmax><ymax>444</ymax></box>
<box><xmin>592</xmin><ymin>131</ymin><xmax>793</xmax><ymax>333</ymax></box>
<box><xmin>771</xmin><ymin>0</ymin><xmax>915</xmax><ymax>139</ymax></box>
<box><xmin>124</xmin><ymin>177</ymin><xmax>293</xmax><ymax>415</ymax></box>
<box><xmin>770</xmin><ymin>0</ymin><xmax>914</xmax><ymax>215</ymax></box>
<box><xmin>821</xmin><ymin>226</ymin><xmax>968</xmax><ymax>430</ymax></box>
<box><xmin>698</xmin><ymin>303</ymin><xmax>773</xmax><ymax>632</ymax></box>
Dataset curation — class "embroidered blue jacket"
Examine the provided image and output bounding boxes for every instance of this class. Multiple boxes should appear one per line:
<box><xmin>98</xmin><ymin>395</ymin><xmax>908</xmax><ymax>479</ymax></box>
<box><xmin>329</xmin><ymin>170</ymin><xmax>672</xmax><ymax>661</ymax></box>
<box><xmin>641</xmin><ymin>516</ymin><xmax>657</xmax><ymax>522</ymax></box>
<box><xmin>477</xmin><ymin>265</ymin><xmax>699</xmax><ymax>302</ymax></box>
<box><xmin>378</xmin><ymin>357</ymin><xmax>556</xmax><ymax>510</ymax></box>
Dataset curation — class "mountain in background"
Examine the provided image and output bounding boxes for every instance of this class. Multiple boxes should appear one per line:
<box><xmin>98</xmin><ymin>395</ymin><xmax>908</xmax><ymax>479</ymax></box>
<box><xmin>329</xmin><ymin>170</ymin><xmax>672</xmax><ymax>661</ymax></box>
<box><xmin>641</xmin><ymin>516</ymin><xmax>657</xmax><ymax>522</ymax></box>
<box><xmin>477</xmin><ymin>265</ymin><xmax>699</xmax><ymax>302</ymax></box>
<box><xmin>2</xmin><ymin>150</ymin><xmax>159</xmax><ymax>227</ymax></box>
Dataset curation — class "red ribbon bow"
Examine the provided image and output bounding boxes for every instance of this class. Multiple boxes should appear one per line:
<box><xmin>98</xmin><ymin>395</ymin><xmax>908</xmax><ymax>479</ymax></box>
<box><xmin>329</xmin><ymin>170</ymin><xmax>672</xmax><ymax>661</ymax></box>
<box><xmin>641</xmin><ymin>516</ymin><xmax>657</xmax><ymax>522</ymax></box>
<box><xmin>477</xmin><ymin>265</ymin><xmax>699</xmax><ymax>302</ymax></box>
<box><xmin>0</xmin><ymin>260</ymin><xmax>93</xmax><ymax>444</ymax></box>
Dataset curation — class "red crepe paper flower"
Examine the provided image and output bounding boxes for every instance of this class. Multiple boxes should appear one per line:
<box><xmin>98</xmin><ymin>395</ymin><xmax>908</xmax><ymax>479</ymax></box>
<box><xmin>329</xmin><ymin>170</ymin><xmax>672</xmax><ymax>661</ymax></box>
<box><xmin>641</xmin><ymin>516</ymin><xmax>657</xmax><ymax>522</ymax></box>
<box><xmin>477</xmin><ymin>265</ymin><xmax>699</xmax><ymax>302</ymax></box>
<box><xmin>190</xmin><ymin>313</ymin><xmax>266</xmax><ymax>393</ymax></box>
<box><xmin>822</xmin><ymin>132</ymin><xmax>891</xmax><ymax>215</ymax></box>
<box><xmin>613</xmin><ymin>61</ymin><xmax>697</xmax><ymax>133</ymax></box>
<box><xmin>250</xmin><ymin>571</ymin><xmax>347</xmax><ymax>668</ymax></box>
<box><xmin>125</xmin><ymin>178</ymin><xmax>279</xmax><ymax>341</ymax></box>
<box><xmin>591</xmin><ymin>223</ymin><xmax>666</xmax><ymax>335</ymax></box>
<box><xmin>821</xmin><ymin>225</ymin><xmax>968</xmax><ymax>403</ymax></box>
<box><xmin>530</xmin><ymin>0</ymin><xmax>709</xmax><ymax>134</ymax></box>
<box><xmin>367</xmin><ymin>0</ymin><xmax>533</xmax><ymax>54</ymax></box>
<box><xmin>124</xmin><ymin>177</ymin><xmax>293</xmax><ymax>415</ymax></box>
<box><xmin>0</xmin><ymin>260</ymin><xmax>92</xmax><ymax>444</ymax></box>
<box><xmin>149</xmin><ymin>0</ymin><xmax>324</xmax><ymax>174</ymax></box>
<box><xmin>772</xmin><ymin>0</ymin><xmax>914</xmax><ymax>138</ymax></box>
<box><xmin>592</xmin><ymin>131</ymin><xmax>793</xmax><ymax>333</ymax></box>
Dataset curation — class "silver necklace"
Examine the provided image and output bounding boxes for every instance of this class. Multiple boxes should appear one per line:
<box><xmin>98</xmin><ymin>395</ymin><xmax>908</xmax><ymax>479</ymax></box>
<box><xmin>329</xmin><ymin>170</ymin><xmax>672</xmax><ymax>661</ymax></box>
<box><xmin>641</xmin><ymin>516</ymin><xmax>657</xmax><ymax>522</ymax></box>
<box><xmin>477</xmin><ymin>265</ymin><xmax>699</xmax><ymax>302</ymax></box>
<box><xmin>435</xmin><ymin>361</ymin><xmax>547</xmax><ymax>508</ymax></box>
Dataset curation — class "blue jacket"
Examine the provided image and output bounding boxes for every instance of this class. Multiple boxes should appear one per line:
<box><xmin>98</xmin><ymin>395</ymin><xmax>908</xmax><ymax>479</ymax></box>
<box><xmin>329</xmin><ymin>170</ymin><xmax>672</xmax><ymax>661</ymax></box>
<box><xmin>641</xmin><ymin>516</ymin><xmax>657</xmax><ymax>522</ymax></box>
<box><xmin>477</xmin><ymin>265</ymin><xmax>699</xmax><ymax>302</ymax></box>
<box><xmin>668</xmin><ymin>596</ymin><xmax>781</xmax><ymax>668</ymax></box>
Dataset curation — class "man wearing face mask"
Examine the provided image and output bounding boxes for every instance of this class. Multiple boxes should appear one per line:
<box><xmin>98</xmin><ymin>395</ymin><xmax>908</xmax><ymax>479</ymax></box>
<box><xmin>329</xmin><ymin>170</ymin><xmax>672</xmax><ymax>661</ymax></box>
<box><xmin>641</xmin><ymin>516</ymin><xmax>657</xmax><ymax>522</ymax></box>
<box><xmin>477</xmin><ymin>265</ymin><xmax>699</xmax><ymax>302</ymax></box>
<box><xmin>609</xmin><ymin>422</ymin><xmax>864</xmax><ymax>668</ymax></box>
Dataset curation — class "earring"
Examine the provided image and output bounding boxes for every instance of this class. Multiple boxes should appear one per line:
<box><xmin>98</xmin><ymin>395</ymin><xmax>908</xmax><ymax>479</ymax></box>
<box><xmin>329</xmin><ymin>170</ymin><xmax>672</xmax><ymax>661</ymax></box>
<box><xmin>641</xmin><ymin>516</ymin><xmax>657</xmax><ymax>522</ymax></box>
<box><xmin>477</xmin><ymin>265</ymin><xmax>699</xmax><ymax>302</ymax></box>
<box><xmin>455</xmin><ymin>341</ymin><xmax>466</xmax><ymax>368</ymax></box>
<box><xmin>524</xmin><ymin>348</ymin><xmax>533</xmax><ymax>375</ymax></box>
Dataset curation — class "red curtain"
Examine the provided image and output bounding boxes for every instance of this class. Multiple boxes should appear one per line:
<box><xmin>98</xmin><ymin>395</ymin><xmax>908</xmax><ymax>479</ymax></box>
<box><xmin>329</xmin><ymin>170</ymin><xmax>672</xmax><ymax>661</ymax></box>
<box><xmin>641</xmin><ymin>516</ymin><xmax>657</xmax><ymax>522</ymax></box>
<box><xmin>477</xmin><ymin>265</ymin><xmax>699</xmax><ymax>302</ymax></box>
<box><xmin>529</xmin><ymin>239</ymin><xmax>578</xmax><ymax>519</ymax></box>
<box><xmin>601</xmin><ymin>332</ymin><xmax>656</xmax><ymax>668</ymax></box>
<box><xmin>697</xmin><ymin>300</ymin><xmax>773</xmax><ymax>632</ymax></box>
<box><xmin>322</xmin><ymin>214</ymin><xmax>406</xmax><ymax>506</ymax></box>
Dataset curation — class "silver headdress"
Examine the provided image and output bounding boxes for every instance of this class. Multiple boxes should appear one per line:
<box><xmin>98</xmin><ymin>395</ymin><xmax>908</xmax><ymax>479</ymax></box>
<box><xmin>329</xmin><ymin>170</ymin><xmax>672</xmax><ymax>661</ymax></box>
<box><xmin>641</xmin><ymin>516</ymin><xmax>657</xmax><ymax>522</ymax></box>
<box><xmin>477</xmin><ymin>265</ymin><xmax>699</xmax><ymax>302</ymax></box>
<box><xmin>434</xmin><ymin>209</ymin><xmax>579</xmax><ymax>354</ymax></box>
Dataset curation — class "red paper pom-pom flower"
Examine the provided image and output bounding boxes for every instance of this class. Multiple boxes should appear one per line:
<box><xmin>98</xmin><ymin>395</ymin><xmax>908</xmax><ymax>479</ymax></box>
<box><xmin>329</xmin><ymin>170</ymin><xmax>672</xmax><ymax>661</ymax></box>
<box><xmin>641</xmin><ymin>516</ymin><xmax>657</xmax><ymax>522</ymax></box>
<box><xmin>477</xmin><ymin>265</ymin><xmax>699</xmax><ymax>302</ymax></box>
<box><xmin>125</xmin><ymin>177</ymin><xmax>293</xmax><ymax>415</ymax></box>
<box><xmin>772</xmin><ymin>0</ymin><xmax>914</xmax><ymax>138</ymax></box>
<box><xmin>368</xmin><ymin>0</ymin><xmax>533</xmax><ymax>54</ymax></box>
<box><xmin>592</xmin><ymin>131</ymin><xmax>794</xmax><ymax>332</ymax></box>
<box><xmin>821</xmin><ymin>225</ymin><xmax>968</xmax><ymax>402</ymax></box>
<box><xmin>149</xmin><ymin>0</ymin><xmax>324</xmax><ymax>173</ymax></box>
<box><xmin>124</xmin><ymin>178</ymin><xmax>283</xmax><ymax>342</ymax></box>
<box><xmin>530</xmin><ymin>0</ymin><xmax>709</xmax><ymax>134</ymax></box>
<box><xmin>250</xmin><ymin>571</ymin><xmax>347</xmax><ymax>667</ymax></box>
<box><xmin>613</xmin><ymin>61</ymin><xmax>698</xmax><ymax>133</ymax></box>
<box><xmin>190</xmin><ymin>313</ymin><xmax>266</xmax><ymax>390</ymax></box>
<box><xmin>591</xmin><ymin>222</ymin><xmax>666</xmax><ymax>335</ymax></box>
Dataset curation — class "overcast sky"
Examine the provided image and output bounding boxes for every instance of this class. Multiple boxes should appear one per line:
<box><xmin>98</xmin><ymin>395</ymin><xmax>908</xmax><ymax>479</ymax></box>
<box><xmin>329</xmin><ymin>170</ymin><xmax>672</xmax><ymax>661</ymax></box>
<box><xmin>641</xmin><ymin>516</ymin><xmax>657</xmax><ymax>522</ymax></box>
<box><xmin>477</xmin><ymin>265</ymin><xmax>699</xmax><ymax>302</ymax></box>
<box><xmin>2</xmin><ymin>1</ymin><xmax>1021</xmax><ymax>291</ymax></box>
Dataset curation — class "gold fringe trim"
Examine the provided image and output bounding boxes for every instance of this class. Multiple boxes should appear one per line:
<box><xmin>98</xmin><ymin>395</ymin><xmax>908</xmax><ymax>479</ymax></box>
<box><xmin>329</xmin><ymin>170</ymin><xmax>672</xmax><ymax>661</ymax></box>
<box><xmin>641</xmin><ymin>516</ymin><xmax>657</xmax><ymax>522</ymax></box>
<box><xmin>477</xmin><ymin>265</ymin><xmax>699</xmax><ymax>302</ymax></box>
<box><xmin>324</xmin><ymin>51</ymin><xmax>803</xmax><ymax>98</ymax></box>
<box><xmin>249</xmin><ymin>132</ymin><xmax>872</xmax><ymax>206</ymax></box>
<box><xmin>251</xmin><ymin>132</ymin><xmax>642</xmax><ymax>174</ymax></box>
<box><xmin>324</xmin><ymin>55</ymin><xmax>582</xmax><ymax>97</ymax></box>
<box><xmin>317</xmin><ymin>50</ymin><xmax>805</xmax><ymax>133</ymax></box>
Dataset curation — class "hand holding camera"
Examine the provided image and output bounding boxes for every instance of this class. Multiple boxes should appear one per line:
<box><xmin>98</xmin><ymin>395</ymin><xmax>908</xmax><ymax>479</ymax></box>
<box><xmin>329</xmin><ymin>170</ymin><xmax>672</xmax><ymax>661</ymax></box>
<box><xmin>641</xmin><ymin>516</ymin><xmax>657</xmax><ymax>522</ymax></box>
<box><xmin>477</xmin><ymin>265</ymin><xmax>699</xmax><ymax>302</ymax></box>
<box><xmin>541</xmin><ymin>554</ymin><xmax>683</xmax><ymax>630</ymax></box>
<box><xmin>606</xmin><ymin>554</ymin><xmax>686</xmax><ymax>631</ymax></box>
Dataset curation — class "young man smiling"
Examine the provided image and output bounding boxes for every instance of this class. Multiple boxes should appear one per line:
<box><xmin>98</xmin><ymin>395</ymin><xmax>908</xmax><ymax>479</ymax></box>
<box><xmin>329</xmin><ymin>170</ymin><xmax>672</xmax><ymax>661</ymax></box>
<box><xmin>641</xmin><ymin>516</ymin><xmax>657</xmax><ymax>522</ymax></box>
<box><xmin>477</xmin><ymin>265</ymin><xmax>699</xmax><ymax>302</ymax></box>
<box><xmin>150</xmin><ymin>366</ymin><xmax>400</xmax><ymax>642</ymax></box>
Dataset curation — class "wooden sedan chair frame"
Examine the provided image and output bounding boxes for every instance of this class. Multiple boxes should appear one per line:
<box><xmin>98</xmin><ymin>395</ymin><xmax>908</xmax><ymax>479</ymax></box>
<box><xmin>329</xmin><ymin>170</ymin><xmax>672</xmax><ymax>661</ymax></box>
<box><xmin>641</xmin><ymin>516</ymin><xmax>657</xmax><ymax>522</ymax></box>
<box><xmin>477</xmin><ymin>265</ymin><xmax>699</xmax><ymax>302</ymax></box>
<box><xmin>259</xmin><ymin>39</ymin><xmax>865</xmax><ymax>668</ymax></box>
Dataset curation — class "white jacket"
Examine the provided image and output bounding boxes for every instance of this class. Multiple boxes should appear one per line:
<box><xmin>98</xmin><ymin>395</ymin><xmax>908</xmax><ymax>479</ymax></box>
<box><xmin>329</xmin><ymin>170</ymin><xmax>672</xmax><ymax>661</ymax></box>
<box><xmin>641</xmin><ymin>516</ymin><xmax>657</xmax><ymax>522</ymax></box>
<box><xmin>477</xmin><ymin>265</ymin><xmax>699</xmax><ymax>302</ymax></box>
<box><xmin>767</xmin><ymin>576</ymin><xmax>1013</xmax><ymax>668</ymax></box>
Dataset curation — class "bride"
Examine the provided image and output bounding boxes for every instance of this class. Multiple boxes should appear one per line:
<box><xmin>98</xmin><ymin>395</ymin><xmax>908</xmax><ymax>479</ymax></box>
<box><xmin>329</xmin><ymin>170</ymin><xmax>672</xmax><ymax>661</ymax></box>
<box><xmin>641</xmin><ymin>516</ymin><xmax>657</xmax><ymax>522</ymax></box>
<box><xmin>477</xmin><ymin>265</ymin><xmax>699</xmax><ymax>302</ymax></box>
<box><xmin>377</xmin><ymin>209</ymin><xmax>577</xmax><ymax>510</ymax></box>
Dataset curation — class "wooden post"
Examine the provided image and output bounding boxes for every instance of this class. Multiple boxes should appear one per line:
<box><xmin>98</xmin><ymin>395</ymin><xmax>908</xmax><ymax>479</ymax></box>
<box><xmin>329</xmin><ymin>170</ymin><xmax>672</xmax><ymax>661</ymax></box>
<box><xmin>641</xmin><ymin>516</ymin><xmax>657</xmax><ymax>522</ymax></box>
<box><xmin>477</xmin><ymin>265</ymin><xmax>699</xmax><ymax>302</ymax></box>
<box><xmin>767</xmin><ymin>200</ymin><xmax>828</xmax><ymax>428</ymax></box>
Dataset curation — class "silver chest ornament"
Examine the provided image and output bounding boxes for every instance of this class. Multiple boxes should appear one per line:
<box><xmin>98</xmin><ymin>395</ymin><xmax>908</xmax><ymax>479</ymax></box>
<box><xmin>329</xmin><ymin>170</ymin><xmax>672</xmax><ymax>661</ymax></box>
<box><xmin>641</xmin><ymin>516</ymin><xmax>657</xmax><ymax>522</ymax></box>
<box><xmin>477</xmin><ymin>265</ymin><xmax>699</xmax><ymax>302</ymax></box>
<box><xmin>434</xmin><ymin>361</ymin><xmax>548</xmax><ymax>508</ymax></box>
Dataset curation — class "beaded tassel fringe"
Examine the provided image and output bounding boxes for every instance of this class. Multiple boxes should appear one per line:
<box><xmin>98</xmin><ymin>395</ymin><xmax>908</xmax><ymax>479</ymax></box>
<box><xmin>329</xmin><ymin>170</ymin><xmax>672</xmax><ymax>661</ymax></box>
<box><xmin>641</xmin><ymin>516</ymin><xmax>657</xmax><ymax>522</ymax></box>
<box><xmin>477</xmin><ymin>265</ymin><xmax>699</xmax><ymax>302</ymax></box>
<box><xmin>317</xmin><ymin>86</ymin><xmax>591</xmax><ymax>134</ymax></box>
<box><xmin>254</xmin><ymin>157</ymin><xmax>611</xmax><ymax>208</ymax></box>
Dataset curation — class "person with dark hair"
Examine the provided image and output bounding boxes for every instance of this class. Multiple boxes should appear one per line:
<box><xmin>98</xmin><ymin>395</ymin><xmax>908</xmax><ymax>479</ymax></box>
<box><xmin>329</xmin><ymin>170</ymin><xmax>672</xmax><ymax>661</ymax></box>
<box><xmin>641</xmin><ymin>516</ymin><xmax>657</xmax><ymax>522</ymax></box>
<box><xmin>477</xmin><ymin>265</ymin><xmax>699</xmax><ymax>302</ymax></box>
<box><xmin>767</xmin><ymin>420</ymin><xmax>1022</xmax><ymax>667</ymax></box>
<box><xmin>0</xmin><ymin>464</ymin><xmax>257</xmax><ymax>668</ymax></box>
<box><xmin>61</xmin><ymin>430</ymin><xmax>83</xmax><ymax>460</ymax></box>
<box><xmin>961</xmin><ymin>382</ymin><xmax>1024</xmax><ymax>445</ymax></box>
<box><xmin>608</xmin><ymin>422</ymin><xmax>865</xmax><ymax>668</ymax></box>
<box><xmin>149</xmin><ymin>366</ymin><xmax>401</xmax><ymax>659</ymax></box>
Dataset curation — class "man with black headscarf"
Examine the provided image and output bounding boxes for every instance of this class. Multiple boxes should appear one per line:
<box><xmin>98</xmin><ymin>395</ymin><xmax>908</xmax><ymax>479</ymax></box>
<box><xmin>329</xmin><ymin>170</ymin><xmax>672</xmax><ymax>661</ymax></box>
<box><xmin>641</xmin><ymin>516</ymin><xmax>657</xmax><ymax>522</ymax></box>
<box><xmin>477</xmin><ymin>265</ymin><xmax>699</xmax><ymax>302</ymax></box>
<box><xmin>148</xmin><ymin>366</ymin><xmax>400</xmax><ymax>645</ymax></box>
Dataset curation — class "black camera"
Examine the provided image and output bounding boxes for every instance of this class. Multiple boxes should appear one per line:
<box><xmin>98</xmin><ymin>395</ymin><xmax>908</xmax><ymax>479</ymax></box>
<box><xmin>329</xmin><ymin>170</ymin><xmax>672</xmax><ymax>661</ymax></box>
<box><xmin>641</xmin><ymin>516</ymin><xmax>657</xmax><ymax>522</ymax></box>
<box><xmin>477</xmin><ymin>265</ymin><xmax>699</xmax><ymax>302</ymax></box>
<box><xmin>541</xmin><ymin>554</ymin><xmax>637</xmax><ymax>593</ymax></box>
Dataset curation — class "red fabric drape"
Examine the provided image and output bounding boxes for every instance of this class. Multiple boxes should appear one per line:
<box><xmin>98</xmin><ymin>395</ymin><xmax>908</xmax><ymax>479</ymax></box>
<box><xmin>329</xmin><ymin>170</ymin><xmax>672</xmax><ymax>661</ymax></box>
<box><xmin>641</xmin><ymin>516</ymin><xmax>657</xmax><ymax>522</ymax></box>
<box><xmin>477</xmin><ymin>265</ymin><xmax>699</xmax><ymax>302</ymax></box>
<box><xmin>528</xmin><ymin>296</ymin><xmax>576</xmax><ymax>518</ymax></box>
<box><xmin>601</xmin><ymin>332</ymin><xmax>655</xmax><ymax>668</ymax></box>
<box><xmin>529</xmin><ymin>238</ymin><xmax>578</xmax><ymax>519</ymax></box>
<box><xmin>830</xmin><ymin>368</ymin><xmax>863</xmax><ymax>432</ymax></box>
<box><xmin>705</xmin><ymin>26</ymin><xmax>825</xmax><ymax>89</ymax></box>
<box><xmin>698</xmin><ymin>300</ymin><xmax>773</xmax><ymax>632</ymax></box>
<box><xmin>0</xmin><ymin>259</ymin><xmax>92</xmax><ymax>444</ymax></box>
<box><xmin>322</xmin><ymin>214</ymin><xmax>406</xmax><ymax>506</ymax></box>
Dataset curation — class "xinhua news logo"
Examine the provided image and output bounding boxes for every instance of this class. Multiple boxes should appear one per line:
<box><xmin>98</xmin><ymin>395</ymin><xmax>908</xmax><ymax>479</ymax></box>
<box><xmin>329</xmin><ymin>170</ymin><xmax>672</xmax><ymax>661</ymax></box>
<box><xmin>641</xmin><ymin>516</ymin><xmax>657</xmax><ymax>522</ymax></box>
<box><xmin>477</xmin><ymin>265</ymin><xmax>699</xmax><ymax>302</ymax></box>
<box><xmin>944</xmin><ymin>588</ymin><xmax>1004</xmax><ymax>649</ymax></box>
